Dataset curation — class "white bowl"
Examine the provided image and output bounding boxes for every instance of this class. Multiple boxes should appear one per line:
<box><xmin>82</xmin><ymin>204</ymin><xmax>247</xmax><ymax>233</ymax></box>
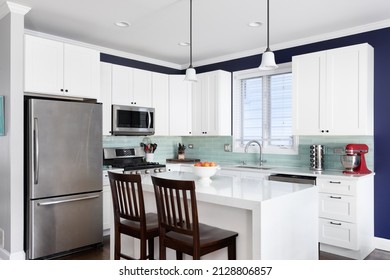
<box><xmin>192</xmin><ymin>165</ymin><xmax>220</xmax><ymax>183</ymax></box>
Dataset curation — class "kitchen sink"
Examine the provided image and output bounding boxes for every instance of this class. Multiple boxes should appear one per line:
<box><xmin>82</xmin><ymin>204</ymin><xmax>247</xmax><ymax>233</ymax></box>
<box><xmin>235</xmin><ymin>165</ymin><xmax>273</xmax><ymax>170</ymax></box>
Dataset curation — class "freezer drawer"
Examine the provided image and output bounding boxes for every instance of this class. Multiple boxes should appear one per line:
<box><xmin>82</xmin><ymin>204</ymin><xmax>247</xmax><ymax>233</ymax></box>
<box><xmin>27</xmin><ymin>192</ymin><xmax>103</xmax><ymax>259</ymax></box>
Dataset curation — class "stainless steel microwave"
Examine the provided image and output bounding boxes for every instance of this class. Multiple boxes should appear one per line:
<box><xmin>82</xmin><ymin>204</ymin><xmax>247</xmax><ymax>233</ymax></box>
<box><xmin>111</xmin><ymin>105</ymin><xmax>155</xmax><ymax>136</ymax></box>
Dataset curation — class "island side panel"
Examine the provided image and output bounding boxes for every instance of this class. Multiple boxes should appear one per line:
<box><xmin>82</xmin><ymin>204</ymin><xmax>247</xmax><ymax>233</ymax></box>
<box><xmin>260</xmin><ymin>186</ymin><xmax>319</xmax><ymax>260</ymax></box>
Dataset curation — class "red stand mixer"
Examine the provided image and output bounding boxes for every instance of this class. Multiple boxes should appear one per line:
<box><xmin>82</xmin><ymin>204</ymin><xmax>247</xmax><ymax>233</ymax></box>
<box><xmin>340</xmin><ymin>143</ymin><xmax>372</xmax><ymax>174</ymax></box>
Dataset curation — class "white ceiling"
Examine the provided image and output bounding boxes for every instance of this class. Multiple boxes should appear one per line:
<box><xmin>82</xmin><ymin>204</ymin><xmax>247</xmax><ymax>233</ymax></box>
<box><xmin>3</xmin><ymin>0</ymin><xmax>390</xmax><ymax>68</ymax></box>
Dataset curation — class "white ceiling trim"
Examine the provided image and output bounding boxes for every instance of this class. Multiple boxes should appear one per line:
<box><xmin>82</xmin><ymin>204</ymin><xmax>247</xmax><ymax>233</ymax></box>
<box><xmin>0</xmin><ymin>1</ymin><xmax>30</xmax><ymax>19</ymax></box>
<box><xmin>193</xmin><ymin>18</ymin><xmax>390</xmax><ymax>68</ymax></box>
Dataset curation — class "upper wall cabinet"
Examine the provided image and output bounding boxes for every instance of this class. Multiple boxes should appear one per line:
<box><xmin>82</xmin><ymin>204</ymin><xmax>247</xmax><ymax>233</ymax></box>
<box><xmin>192</xmin><ymin>70</ymin><xmax>232</xmax><ymax>136</ymax></box>
<box><xmin>152</xmin><ymin>72</ymin><xmax>169</xmax><ymax>136</ymax></box>
<box><xmin>111</xmin><ymin>64</ymin><xmax>152</xmax><ymax>107</ymax></box>
<box><xmin>293</xmin><ymin>43</ymin><xmax>373</xmax><ymax>136</ymax></box>
<box><xmin>169</xmin><ymin>75</ymin><xmax>192</xmax><ymax>136</ymax></box>
<box><xmin>24</xmin><ymin>35</ymin><xmax>100</xmax><ymax>99</ymax></box>
<box><xmin>99</xmin><ymin>62</ymin><xmax>113</xmax><ymax>136</ymax></box>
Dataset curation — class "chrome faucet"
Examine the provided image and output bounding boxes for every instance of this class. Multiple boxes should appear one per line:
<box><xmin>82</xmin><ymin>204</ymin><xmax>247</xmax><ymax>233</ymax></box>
<box><xmin>244</xmin><ymin>140</ymin><xmax>264</xmax><ymax>166</ymax></box>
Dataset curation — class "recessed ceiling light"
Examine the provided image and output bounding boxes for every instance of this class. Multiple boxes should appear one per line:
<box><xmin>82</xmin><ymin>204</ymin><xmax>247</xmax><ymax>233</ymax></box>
<box><xmin>114</xmin><ymin>21</ymin><xmax>130</xmax><ymax>28</ymax></box>
<box><xmin>248</xmin><ymin>21</ymin><xmax>262</xmax><ymax>27</ymax></box>
<box><xmin>178</xmin><ymin>42</ymin><xmax>190</xmax><ymax>46</ymax></box>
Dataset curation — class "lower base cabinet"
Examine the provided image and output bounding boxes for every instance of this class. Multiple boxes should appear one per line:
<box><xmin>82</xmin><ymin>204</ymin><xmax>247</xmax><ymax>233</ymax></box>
<box><xmin>317</xmin><ymin>175</ymin><xmax>374</xmax><ymax>259</ymax></box>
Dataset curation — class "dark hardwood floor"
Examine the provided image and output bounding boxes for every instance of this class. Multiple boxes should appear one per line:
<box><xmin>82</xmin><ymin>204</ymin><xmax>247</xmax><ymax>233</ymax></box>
<box><xmin>54</xmin><ymin>235</ymin><xmax>390</xmax><ymax>260</ymax></box>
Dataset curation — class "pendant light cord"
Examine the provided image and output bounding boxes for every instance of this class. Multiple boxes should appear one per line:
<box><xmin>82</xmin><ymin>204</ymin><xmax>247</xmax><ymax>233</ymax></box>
<box><xmin>189</xmin><ymin>0</ymin><xmax>193</xmax><ymax>67</ymax></box>
<box><xmin>266</xmin><ymin>0</ymin><xmax>270</xmax><ymax>51</ymax></box>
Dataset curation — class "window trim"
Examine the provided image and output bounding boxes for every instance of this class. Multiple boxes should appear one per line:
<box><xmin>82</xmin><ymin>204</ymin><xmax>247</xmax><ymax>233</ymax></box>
<box><xmin>232</xmin><ymin>62</ymin><xmax>298</xmax><ymax>155</ymax></box>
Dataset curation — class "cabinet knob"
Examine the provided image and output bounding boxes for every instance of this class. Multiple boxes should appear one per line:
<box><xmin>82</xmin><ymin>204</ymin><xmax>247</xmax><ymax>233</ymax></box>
<box><xmin>65</xmin><ymin>89</ymin><xmax>68</xmax><ymax>93</ymax></box>
<box><xmin>60</xmin><ymin>89</ymin><xmax>64</xmax><ymax>92</ymax></box>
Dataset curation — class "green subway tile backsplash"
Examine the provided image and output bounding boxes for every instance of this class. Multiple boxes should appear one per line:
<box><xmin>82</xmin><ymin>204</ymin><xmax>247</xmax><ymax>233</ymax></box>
<box><xmin>103</xmin><ymin>135</ymin><xmax>374</xmax><ymax>171</ymax></box>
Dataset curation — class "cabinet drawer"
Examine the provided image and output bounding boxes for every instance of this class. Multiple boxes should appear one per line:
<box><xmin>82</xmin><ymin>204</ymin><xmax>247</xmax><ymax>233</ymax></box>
<box><xmin>319</xmin><ymin>218</ymin><xmax>358</xmax><ymax>250</ymax></box>
<box><xmin>317</xmin><ymin>178</ymin><xmax>356</xmax><ymax>196</ymax></box>
<box><xmin>319</xmin><ymin>193</ymin><xmax>356</xmax><ymax>223</ymax></box>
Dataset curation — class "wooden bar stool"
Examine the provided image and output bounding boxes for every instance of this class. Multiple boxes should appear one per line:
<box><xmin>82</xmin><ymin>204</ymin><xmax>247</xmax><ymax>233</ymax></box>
<box><xmin>151</xmin><ymin>176</ymin><xmax>238</xmax><ymax>260</ymax></box>
<box><xmin>108</xmin><ymin>172</ymin><xmax>159</xmax><ymax>260</ymax></box>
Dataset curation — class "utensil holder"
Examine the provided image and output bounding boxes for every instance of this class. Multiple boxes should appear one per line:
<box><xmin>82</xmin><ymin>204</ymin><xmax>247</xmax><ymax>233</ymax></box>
<box><xmin>310</xmin><ymin>144</ymin><xmax>324</xmax><ymax>171</ymax></box>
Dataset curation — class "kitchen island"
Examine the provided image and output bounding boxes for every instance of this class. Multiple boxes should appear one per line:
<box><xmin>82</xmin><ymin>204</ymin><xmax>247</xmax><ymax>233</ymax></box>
<box><xmin>112</xmin><ymin>171</ymin><xmax>318</xmax><ymax>260</ymax></box>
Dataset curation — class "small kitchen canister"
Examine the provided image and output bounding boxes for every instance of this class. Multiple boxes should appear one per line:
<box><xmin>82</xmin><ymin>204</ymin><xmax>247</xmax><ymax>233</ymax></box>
<box><xmin>310</xmin><ymin>144</ymin><xmax>325</xmax><ymax>171</ymax></box>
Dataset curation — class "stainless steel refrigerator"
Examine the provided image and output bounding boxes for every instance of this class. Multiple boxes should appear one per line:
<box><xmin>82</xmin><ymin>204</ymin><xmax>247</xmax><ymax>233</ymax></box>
<box><xmin>25</xmin><ymin>97</ymin><xmax>103</xmax><ymax>259</ymax></box>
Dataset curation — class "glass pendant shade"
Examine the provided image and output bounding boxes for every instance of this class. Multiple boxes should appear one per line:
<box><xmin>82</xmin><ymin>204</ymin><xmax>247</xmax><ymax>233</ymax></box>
<box><xmin>184</xmin><ymin>67</ymin><xmax>197</xmax><ymax>82</ymax></box>
<box><xmin>259</xmin><ymin>48</ymin><xmax>278</xmax><ymax>70</ymax></box>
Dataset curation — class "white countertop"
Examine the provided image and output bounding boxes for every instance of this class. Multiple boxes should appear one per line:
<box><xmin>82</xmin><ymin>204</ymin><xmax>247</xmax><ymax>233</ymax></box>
<box><xmin>221</xmin><ymin>164</ymin><xmax>375</xmax><ymax>179</ymax></box>
<box><xmin>142</xmin><ymin>171</ymin><xmax>315</xmax><ymax>208</ymax></box>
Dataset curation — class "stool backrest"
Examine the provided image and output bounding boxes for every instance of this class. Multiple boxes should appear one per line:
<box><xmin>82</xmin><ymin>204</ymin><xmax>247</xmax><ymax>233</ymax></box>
<box><xmin>151</xmin><ymin>176</ymin><xmax>199</xmax><ymax>242</ymax></box>
<box><xmin>108</xmin><ymin>172</ymin><xmax>146</xmax><ymax>230</ymax></box>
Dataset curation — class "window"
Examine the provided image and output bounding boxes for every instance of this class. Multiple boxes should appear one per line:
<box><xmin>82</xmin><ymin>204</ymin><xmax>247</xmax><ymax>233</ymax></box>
<box><xmin>233</xmin><ymin>63</ymin><xmax>297</xmax><ymax>154</ymax></box>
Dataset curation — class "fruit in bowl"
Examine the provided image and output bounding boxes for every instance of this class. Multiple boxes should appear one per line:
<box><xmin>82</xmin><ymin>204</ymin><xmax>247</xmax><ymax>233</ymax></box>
<box><xmin>192</xmin><ymin>162</ymin><xmax>220</xmax><ymax>183</ymax></box>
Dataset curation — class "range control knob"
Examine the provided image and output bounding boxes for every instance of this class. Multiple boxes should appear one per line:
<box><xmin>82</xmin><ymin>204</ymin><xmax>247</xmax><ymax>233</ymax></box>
<box><xmin>159</xmin><ymin>168</ymin><xmax>166</xmax><ymax>172</ymax></box>
<box><xmin>145</xmin><ymin>169</ymin><xmax>151</xmax><ymax>174</ymax></box>
<box><xmin>154</xmin><ymin>169</ymin><xmax>160</xmax><ymax>173</ymax></box>
<box><xmin>136</xmin><ymin>171</ymin><xmax>141</xmax><ymax>175</ymax></box>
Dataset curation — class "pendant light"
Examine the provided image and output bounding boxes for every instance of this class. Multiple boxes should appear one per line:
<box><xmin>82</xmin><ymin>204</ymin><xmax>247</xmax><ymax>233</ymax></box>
<box><xmin>259</xmin><ymin>0</ymin><xmax>278</xmax><ymax>70</ymax></box>
<box><xmin>184</xmin><ymin>0</ymin><xmax>197</xmax><ymax>82</ymax></box>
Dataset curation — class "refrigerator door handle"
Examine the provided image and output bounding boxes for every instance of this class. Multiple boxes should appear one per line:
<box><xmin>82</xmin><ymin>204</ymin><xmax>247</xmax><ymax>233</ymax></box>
<box><xmin>37</xmin><ymin>194</ymin><xmax>100</xmax><ymax>206</ymax></box>
<box><xmin>33</xmin><ymin>117</ymin><xmax>39</xmax><ymax>185</ymax></box>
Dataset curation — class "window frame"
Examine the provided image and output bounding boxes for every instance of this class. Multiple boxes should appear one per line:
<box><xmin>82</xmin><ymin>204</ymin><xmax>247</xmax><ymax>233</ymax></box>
<box><xmin>232</xmin><ymin>62</ymin><xmax>298</xmax><ymax>155</ymax></box>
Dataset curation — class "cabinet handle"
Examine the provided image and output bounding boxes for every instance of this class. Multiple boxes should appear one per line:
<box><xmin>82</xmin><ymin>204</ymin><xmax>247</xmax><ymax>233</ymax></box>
<box><xmin>329</xmin><ymin>181</ymin><xmax>341</xmax><ymax>184</ymax></box>
<box><xmin>330</xmin><ymin>221</ymin><xmax>342</xmax><ymax>226</ymax></box>
<box><xmin>329</xmin><ymin>196</ymin><xmax>342</xmax><ymax>199</ymax></box>
<box><xmin>65</xmin><ymin>89</ymin><xmax>68</xmax><ymax>93</ymax></box>
<box><xmin>60</xmin><ymin>89</ymin><xmax>64</xmax><ymax>92</ymax></box>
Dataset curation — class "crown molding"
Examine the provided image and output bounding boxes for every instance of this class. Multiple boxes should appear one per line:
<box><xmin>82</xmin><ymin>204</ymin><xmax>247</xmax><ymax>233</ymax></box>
<box><xmin>191</xmin><ymin>19</ymin><xmax>390</xmax><ymax>68</ymax></box>
<box><xmin>0</xmin><ymin>2</ymin><xmax>31</xmax><ymax>20</ymax></box>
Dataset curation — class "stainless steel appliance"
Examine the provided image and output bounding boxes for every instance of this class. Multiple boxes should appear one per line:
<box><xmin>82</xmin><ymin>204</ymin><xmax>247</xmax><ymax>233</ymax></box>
<box><xmin>340</xmin><ymin>143</ymin><xmax>372</xmax><ymax>174</ymax></box>
<box><xmin>103</xmin><ymin>147</ymin><xmax>166</xmax><ymax>175</ymax></box>
<box><xmin>25</xmin><ymin>97</ymin><xmax>103</xmax><ymax>259</ymax></box>
<box><xmin>111</xmin><ymin>105</ymin><xmax>155</xmax><ymax>136</ymax></box>
<box><xmin>268</xmin><ymin>174</ymin><xmax>316</xmax><ymax>185</ymax></box>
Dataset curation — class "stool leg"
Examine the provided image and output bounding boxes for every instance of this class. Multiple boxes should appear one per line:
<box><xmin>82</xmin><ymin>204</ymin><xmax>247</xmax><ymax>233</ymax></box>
<box><xmin>227</xmin><ymin>240</ymin><xmax>236</xmax><ymax>260</ymax></box>
<box><xmin>148</xmin><ymin>238</ymin><xmax>155</xmax><ymax>260</ymax></box>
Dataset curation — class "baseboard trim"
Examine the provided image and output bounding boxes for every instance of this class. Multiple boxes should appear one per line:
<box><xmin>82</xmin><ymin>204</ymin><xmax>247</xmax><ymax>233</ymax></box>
<box><xmin>0</xmin><ymin>248</ymin><xmax>25</xmax><ymax>260</ymax></box>
<box><xmin>374</xmin><ymin>237</ymin><xmax>390</xmax><ymax>251</ymax></box>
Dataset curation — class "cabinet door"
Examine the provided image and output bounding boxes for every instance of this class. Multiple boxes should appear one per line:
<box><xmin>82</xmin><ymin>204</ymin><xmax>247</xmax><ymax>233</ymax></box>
<box><xmin>133</xmin><ymin>68</ymin><xmax>152</xmax><ymax>107</ymax></box>
<box><xmin>319</xmin><ymin>193</ymin><xmax>356</xmax><ymax>223</ymax></box>
<box><xmin>191</xmin><ymin>73</ymin><xmax>206</xmax><ymax>135</ymax></box>
<box><xmin>169</xmin><ymin>75</ymin><xmax>192</xmax><ymax>136</ymax></box>
<box><xmin>292</xmin><ymin>51</ymin><xmax>326</xmax><ymax>135</ymax></box>
<box><xmin>319</xmin><ymin>218</ymin><xmax>358</xmax><ymax>250</ymax></box>
<box><xmin>99</xmin><ymin>62</ymin><xmax>112</xmax><ymax>135</ymax></box>
<box><xmin>326</xmin><ymin>44</ymin><xmax>373</xmax><ymax>135</ymax></box>
<box><xmin>192</xmin><ymin>70</ymin><xmax>231</xmax><ymax>136</ymax></box>
<box><xmin>24</xmin><ymin>35</ymin><xmax>64</xmax><ymax>95</ymax></box>
<box><xmin>63</xmin><ymin>43</ymin><xmax>100</xmax><ymax>99</ymax></box>
<box><xmin>112</xmin><ymin>64</ymin><xmax>133</xmax><ymax>105</ymax></box>
<box><xmin>152</xmin><ymin>72</ymin><xmax>169</xmax><ymax>135</ymax></box>
<box><xmin>103</xmin><ymin>185</ymin><xmax>113</xmax><ymax>231</ymax></box>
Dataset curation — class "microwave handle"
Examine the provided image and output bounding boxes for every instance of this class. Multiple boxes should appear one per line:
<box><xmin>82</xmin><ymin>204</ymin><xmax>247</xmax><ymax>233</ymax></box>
<box><xmin>148</xmin><ymin>111</ymin><xmax>151</xmax><ymax>129</ymax></box>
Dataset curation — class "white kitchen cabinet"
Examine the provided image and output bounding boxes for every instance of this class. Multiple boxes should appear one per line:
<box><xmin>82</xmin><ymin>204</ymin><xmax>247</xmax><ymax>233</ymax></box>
<box><xmin>152</xmin><ymin>72</ymin><xmax>169</xmax><ymax>135</ymax></box>
<box><xmin>192</xmin><ymin>70</ymin><xmax>231</xmax><ymax>136</ymax></box>
<box><xmin>102</xmin><ymin>171</ymin><xmax>113</xmax><ymax>234</ymax></box>
<box><xmin>111</xmin><ymin>64</ymin><xmax>152</xmax><ymax>107</ymax></box>
<box><xmin>168</xmin><ymin>75</ymin><xmax>192</xmax><ymax>136</ymax></box>
<box><xmin>99</xmin><ymin>62</ymin><xmax>112</xmax><ymax>135</ymax></box>
<box><xmin>24</xmin><ymin>34</ymin><xmax>100</xmax><ymax>99</ymax></box>
<box><xmin>293</xmin><ymin>43</ymin><xmax>373</xmax><ymax>135</ymax></box>
<box><xmin>317</xmin><ymin>175</ymin><xmax>374</xmax><ymax>259</ymax></box>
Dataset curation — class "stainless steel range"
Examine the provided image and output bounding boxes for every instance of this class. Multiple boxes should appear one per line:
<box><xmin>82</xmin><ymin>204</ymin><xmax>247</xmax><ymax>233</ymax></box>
<box><xmin>103</xmin><ymin>147</ymin><xmax>166</xmax><ymax>175</ymax></box>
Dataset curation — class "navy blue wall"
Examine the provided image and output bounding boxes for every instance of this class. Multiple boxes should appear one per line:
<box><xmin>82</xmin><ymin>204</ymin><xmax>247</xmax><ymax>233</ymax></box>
<box><xmin>102</xmin><ymin>27</ymin><xmax>390</xmax><ymax>240</ymax></box>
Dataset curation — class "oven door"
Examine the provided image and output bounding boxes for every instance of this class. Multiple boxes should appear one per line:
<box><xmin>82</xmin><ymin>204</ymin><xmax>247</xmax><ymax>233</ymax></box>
<box><xmin>112</xmin><ymin>105</ymin><xmax>155</xmax><ymax>135</ymax></box>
